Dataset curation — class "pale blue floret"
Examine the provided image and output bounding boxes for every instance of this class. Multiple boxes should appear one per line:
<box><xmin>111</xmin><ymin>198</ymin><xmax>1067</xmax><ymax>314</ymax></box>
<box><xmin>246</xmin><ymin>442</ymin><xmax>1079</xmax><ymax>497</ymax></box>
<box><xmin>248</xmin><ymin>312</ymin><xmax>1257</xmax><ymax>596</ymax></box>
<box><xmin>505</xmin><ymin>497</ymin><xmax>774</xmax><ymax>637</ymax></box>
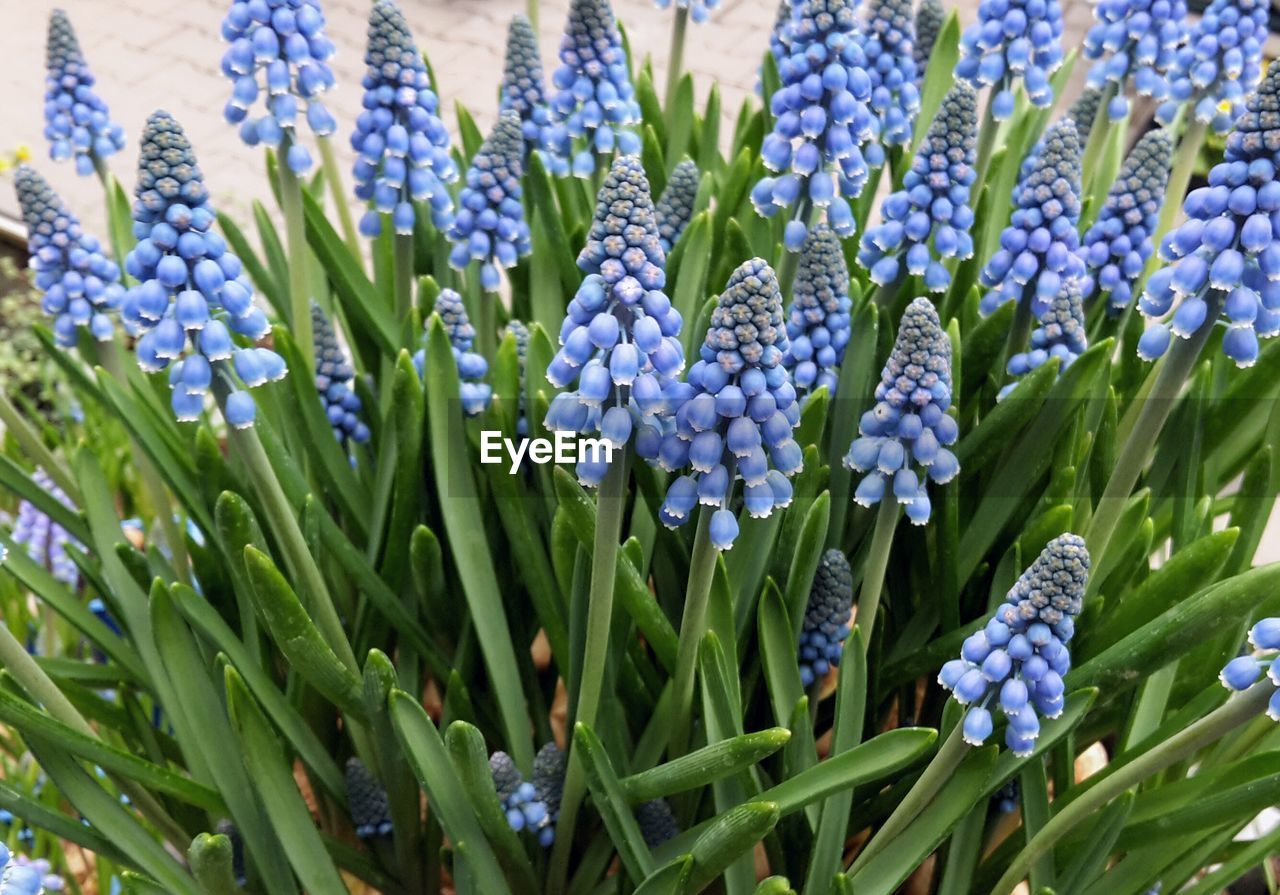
<box><xmin>312</xmin><ymin>302</ymin><xmax>370</xmax><ymax>446</ymax></box>
<box><xmin>1219</xmin><ymin>618</ymin><xmax>1280</xmax><ymax>722</ymax></box>
<box><xmin>491</xmin><ymin>751</ymin><xmax>554</xmax><ymax>843</ymax></box>
<box><xmin>783</xmin><ymin>224</ymin><xmax>852</xmax><ymax>398</ymax></box>
<box><xmin>43</xmin><ymin>10</ymin><xmax>125</xmax><ymax>176</ymax></box>
<box><xmin>12</xmin><ymin>468</ymin><xmax>82</xmax><ymax>589</ymax></box>
<box><xmin>1156</xmin><ymin>0</ymin><xmax>1267</xmax><ymax>134</ymax></box>
<box><xmin>955</xmin><ymin>0</ymin><xmax>1066</xmax><ymax>119</ymax></box>
<box><xmin>0</xmin><ymin>846</ymin><xmax>67</xmax><ymax>894</ymax></box>
<box><xmin>857</xmin><ymin>0</ymin><xmax>920</xmax><ymax>149</ymax></box>
<box><xmin>654</xmin><ymin>0</ymin><xmax>722</xmax><ymax>23</ymax></box>
<box><xmin>414</xmin><ymin>290</ymin><xmax>492</xmax><ymax>416</ymax></box>
<box><xmin>1082</xmin><ymin>0</ymin><xmax>1187</xmax><ymax>120</ymax></box>
<box><xmin>998</xmin><ymin>279</ymin><xmax>1087</xmax><ymax>400</ymax></box>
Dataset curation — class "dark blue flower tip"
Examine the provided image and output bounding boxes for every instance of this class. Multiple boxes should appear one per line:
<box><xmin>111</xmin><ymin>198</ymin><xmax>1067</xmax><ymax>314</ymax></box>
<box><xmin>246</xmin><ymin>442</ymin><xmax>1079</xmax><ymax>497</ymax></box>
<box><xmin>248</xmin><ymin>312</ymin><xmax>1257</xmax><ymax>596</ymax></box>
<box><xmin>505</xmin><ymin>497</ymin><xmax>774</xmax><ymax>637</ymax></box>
<box><xmin>219</xmin><ymin>0</ymin><xmax>337</xmax><ymax>167</ymax></box>
<box><xmin>1081</xmin><ymin>129</ymin><xmax>1173</xmax><ymax>315</ymax></box>
<box><xmin>860</xmin><ymin>80</ymin><xmax>977</xmax><ymax>294</ymax></box>
<box><xmin>980</xmin><ymin>118</ymin><xmax>1086</xmax><ymax>318</ymax></box>
<box><xmin>1066</xmin><ymin>87</ymin><xmax>1103</xmax><ymax>145</ymax></box>
<box><xmin>532</xmin><ymin>742</ymin><xmax>567</xmax><ymax>822</ymax></box>
<box><xmin>548</xmin><ymin>0</ymin><xmax>642</xmax><ymax>178</ymax></box>
<box><xmin>999</xmin><ymin>279</ymin><xmax>1087</xmax><ymax>400</ymax></box>
<box><xmin>214</xmin><ymin>820</ymin><xmax>248</xmax><ymax>887</ymax></box>
<box><xmin>752</xmin><ymin>0</ymin><xmax>879</xmax><ymax>242</ymax></box>
<box><xmin>1083</xmin><ymin>0</ymin><xmax>1187</xmax><ymax>119</ymax></box>
<box><xmin>785</xmin><ymin>224</ymin><xmax>853</xmax><ymax>399</ymax></box>
<box><xmin>13</xmin><ymin>468</ymin><xmax>82</xmax><ymax>589</ymax></box>
<box><xmin>655</xmin><ymin>0</ymin><xmax>722</xmax><ymax>22</ymax></box>
<box><xmin>656</xmin><ymin>159</ymin><xmax>700</xmax><ymax>253</ymax></box>
<box><xmin>447</xmin><ymin>111</ymin><xmax>532</xmax><ymax>287</ymax></box>
<box><xmin>798</xmin><ymin>548</ymin><xmax>854</xmax><ymax>686</ymax></box>
<box><xmin>913</xmin><ymin>0</ymin><xmax>944</xmax><ymax>84</ymax></box>
<box><xmin>768</xmin><ymin>0</ymin><xmax>795</xmax><ymax>66</ymax></box>
<box><xmin>858</xmin><ymin>0</ymin><xmax>921</xmax><ymax>148</ymax></box>
<box><xmin>636</xmin><ymin>799</ymin><xmax>681</xmax><ymax>847</ymax></box>
<box><xmin>414</xmin><ymin>289</ymin><xmax>492</xmax><ymax>415</ymax></box>
<box><xmin>1156</xmin><ymin>0</ymin><xmax>1267</xmax><ymax>135</ymax></box>
<box><xmin>938</xmin><ymin>533</ymin><xmax>1089</xmax><ymax>754</ymax></box>
<box><xmin>43</xmin><ymin>9</ymin><xmax>125</xmax><ymax>174</ymax></box>
<box><xmin>492</xmin><ymin>750</ymin><xmax>556</xmax><ymax>841</ymax></box>
<box><xmin>501</xmin><ymin>14</ymin><xmax>560</xmax><ymax>164</ymax></box>
<box><xmin>345</xmin><ymin>757</ymin><xmax>394</xmax><ymax>840</ymax></box>
<box><xmin>351</xmin><ymin>0</ymin><xmax>456</xmax><ymax>238</ymax></box>
<box><xmin>844</xmin><ymin>297</ymin><xmax>957</xmax><ymax>524</ymax></box>
<box><xmin>312</xmin><ymin>301</ymin><xmax>370</xmax><ymax>447</ymax></box>
<box><xmin>956</xmin><ymin>0</ymin><xmax>1066</xmax><ymax>118</ymax></box>
<box><xmin>14</xmin><ymin>164</ymin><xmax>123</xmax><ymax>347</ymax></box>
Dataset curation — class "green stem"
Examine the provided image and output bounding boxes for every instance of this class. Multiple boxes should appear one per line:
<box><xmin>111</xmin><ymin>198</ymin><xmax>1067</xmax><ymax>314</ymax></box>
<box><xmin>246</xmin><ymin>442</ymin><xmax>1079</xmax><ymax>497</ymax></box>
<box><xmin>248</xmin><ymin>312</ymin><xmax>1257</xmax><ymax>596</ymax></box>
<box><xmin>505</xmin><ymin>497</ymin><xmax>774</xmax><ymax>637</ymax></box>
<box><xmin>278</xmin><ymin>137</ymin><xmax>313</xmax><ymax>367</ymax></box>
<box><xmin>988</xmin><ymin>682</ymin><xmax>1275</xmax><ymax>895</ymax></box>
<box><xmin>478</xmin><ymin>285</ymin><xmax>498</xmax><ymax>363</ymax></box>
<box><xmin>1136</xmin><ymin>118</ymin><xmax>1208</xmax><ymax>296</ymax></box>
<box><xmin>856</xmin><ymin>495</ymin><xmax>898</xmax><ymax>652</ymax></box>
<box><xmin>1003</xmin><ymin>291</ymin><xmax>1036</xmax><ymax>364</ymax></box>
<box><xmin>974</xmin><ymin>88</ymin><xmax>1001</xmax><ymax>189</ymax></box>
<box><xmin>526</xmin><ymin>0</ymin><xmax>538</xmax><ymax>29</ymax></box>
<box><xmin>664</xmin><ymin>7</ymin><xmax>690</xmax><ymax>115</ymax></box>
<box><xmin>92</xmin><ymin>157</ymin><xmax>128</xmax><ymax>268</ymax></box>
<box><xmin>1078</xmin><ymin>83</ymin><xmax>1119</xmax><ymax>203</ymax></box>
<box><xmin>0</xmin><ymin>391</ymin><xmax>79</xmax><ymax>504</ymax></box>
<box><xmin>394</xmin><ymin>233</ymin><xmax>415</xmax><ymax>326</ymax></box>
<box><xmin>316</xmin><ymin>135</ymin><xmax>362</xmax><ymax>264</ymax></box>
<box><xmin>668</xmin><ymin>505</ymin><xmax>720</xmax><ymax>758</ymax></box>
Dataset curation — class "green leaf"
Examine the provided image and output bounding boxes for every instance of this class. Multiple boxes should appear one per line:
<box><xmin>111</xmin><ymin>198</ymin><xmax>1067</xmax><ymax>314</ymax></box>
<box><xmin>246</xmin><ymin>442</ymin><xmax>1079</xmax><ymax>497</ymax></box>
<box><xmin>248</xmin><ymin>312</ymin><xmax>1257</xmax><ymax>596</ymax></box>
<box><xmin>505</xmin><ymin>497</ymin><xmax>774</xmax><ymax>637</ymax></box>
<box><xmin>456</xmin><ymin>101</ymin><xmax>484</xmax><ymax>161</ymax></box>
<box><xmin>635</xmin><ymin>858</ymin><xmax>692</xmax><ymax>895</ymax></box>
<box><xmin>957</xmin><ymin>357</ymin><xmax>1060</xmax><ymax>469</ymax></box>
<box><xmin>666</xmin><ymin>74</ymin><xmax>695</xmax><ymax>165</ymax></box>
<box><xmin>575</xmin><ymin>722</ymin><xmax>657</xmax><ymax>883</ymax></box>
<box><xmin>219</xmin><ymin>212</ymin><xmax>283</xmax><ymax>313</ymax></box>
<box><xmin>620</xmin><ymin>728</ymin><xmax>792</xmax><ymax>802</ymax></box>
<box><xmin>1054</xmin><ymin>792</ymin><xmax>1134</xmax><ymax>895</ymax></box>
<box><xmin>252</xmin><ymin>200</ymin><xmax>292</xmax><ymax>324</ymax></box>
<box><xmin>673</xmin><ymin>212</ymin><xmax>714</xmax><ymax>359</ymax></box>
<box><xmin>524</xmin><ymin>152</ymin><xmax>582</xmax><ymax>297</ymax></box>
<box><xmin>759</xmin><ymin>587</ymin><xmax>806</xmax><ymax>733</ymax></box>
<box><xmin>189</xmin><ymin>833</ymin><xmax>241</xmax><ymax>895</ymax></box>
<box><xmin>700</xmin><ymin>85</ymin><xmax>722</xmax><ymax>173</ymax></box>
<box><xmin>0</xmin><ymin>778</ymin><xmax>129</xmax><ymax>866</ymax></box>
<box><xmin>783</xmin><ymin>492</ymin><xmax>831</xmax><ymax>639</ymax></box>
<box><xmin>684</xmin><ymin>801</ymin><xmax>781</xmax><ymax>893</ymax></box>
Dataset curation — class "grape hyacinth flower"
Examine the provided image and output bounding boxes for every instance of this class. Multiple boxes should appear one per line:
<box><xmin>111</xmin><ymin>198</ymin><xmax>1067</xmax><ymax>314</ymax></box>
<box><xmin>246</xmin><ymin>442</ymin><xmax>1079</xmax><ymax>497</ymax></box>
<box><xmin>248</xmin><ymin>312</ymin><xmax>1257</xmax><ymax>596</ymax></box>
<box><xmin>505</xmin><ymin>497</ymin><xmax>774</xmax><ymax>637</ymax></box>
<box><xmin>1066</xmin><ymin>87</ymin><xmax>1103</xmax><ymax>146</ymax></box>
<box><xmin>531</xmin><ymin>742</ymin><xmax>566</xmax><ymax>847</ymax></box>
<box><xmin>344</xmin><ymin>758</ymin><xmax>392</xmax><ymax>839</ymax></box>
<box><xmin>549</xmin><ymin>0</ymin><xmax>643</xmax><ymax>178</ymax></box>
<box><xmin>544</xmin><ymin>156</ymin><xmax>686</xmax><ymax>486</ymax></box>
<box><xmin>656</xmin><ymin>259</ymin><xmax>802</xmax><ymax>550</ymax></box>
<box><xmin>500</xmin><ymin>15</ymin><xmax>560</xmax><ymax>165</ymax></box>
<box><xmin>636</xmin><ymin>799</ymin><xmax>681</xmax><ymax>847</ymax></box>
<box><xmin>1140</xmin><ymin>64</ymin><xmax>1280</xmax><ymax>368</ymax></box>
<box><xmin>0</xmin><ymin>847</ymin><xmax>66</xmax><ymax>895</ymax></box>
<box><xmin>655</xmin><ymin>159</ymin><xmax>700</xmax><ymax>252</ymax></box>
<box><xmin>998</xmin><ymin>280</ymin><xmax>1087</xmax><ymax>400</ymax></box>
<box><xmin>797</xmin><ymin>549</ymin><xmax>854</xmax><ymax>686</ymax></box>
<box><xmin>1219</xmin><ymin>618</ymin><xmax>1280</xmax><ymax>720</ymax></box>
<box><xmin>857</xmin><ymin>0</ymin><xmax>920</xmax><ymax>149</ymax></box>
<box><xmin>1156</xmin><ymin>0</ymin><xmax>1267</xmax><ymax>134</ymax></box>
<box><xmin>783</xmin><ymin>224</ymin><xmax>852</xmax><ymax>398</ymax></box>
<box><xmin>655</xmin><ymin>0</ymin><xmax>721</xmax><ymax>23</ymax></box>
<box><xmin>769</xmin><ymin>0</ymin><xmax>794</xmax><ymax>66</ymax></box>
<box><xmin>752</xmin><ymin>0</ymin><xmax>880</xmax><ymax>246</ymax></box>
<box><xmin>12</xmin><ymin>468</ymin><xmax>81</xmax><ymax>589</ymax></box>
<box><xmin>955</xmin><ymin>0</ymin><xmax>1065</xmax><ymax>119</ymax></box>
<box><xmin>913</xmin><ymin>0</ymin><xmax>944</xmax><ymax>83</ymax></box>
<box><xmin>218</xmin><ymin>0</ymin><xmax>338</xmax><ymax>173</ymax></box>
<box><xmin>844</xmin><ymin>298</ymin><xmax>958</xmax><ymax>524</ymax></box>
<box><xmin>506</xmin><ymin>319</ymin><xmax>531</xmax><ymax>435</ymax></box>
<box><xmin>447</xmin><ymin>112</ymin><xmax>532</xmax><ymax>290</ymax></box>
<box><xmin>311</xmin><ymin>302</ymin><xmax>370</xmax><ymax>446</ymax></box>
<box><xmin>490</xmin><ymin>751</ymin><xmax>553</xmax><ymax>841</ymax></box>
<box><xmin>1081</xmin><ymin>0</ymin><xmax>1187</xmax><ymax>120</ymax></box>
<box><xmin>43</xmin><ymin>10</ymin><xmax>125</xmax><ymax>175</ymax></box>
<box><xmin>414</xmin><ymin>289</ymin><xmax>492</xmax><ymax>415</ymax></box>
<box><xmin>1080</xmin><ymin>129</ymin><xmax>1173</xmax><ymax>314</ymax></box>
<box><xmin>938</xmin><ymin>533</ymin><xmax>1089</xmax><ymax>754</ymax></box>
<box><xmin>980</xmin><ymin>119</ymin><xmax>1086</xmax><ymax>317</ymax></box>
<box><xmin>859</xmin><ymin>81</ymin><xmax>977</xmax><ymax>293</ymax></box>
<box><xmin>121</xmin><ymin>112</ymin><xmax>287</xmax><ymax>428</ymax></box>
<box><xmin>14</xmin><ymin>165</ymin><xmax>122</xmax><ymax>346</ymax></box>
<box><xmin>351</xmin><ymin>0</ymin><xmax>456</xmax><ymax>237</ymax></box>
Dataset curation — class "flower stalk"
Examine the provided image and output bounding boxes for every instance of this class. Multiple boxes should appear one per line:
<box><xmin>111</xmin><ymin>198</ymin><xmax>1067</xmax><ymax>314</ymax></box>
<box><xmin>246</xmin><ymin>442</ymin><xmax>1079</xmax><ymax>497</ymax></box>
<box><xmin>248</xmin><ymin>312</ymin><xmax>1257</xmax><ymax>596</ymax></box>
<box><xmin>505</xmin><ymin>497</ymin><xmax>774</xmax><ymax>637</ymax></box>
<box><xmin>278</xmin><ymin>134</ymin><xmax>313</xmax><ymax>365</ymax></box>
<box><xmin>855</xmin><ymin>494</ymin><xmax>898</xmax><ymax>652</ymax></box>
<box><xmin>665</xmin><ymin>6</ymin><xmax>689</xmax><ymax>114</ymax></box>
<box><xmin>668</xmin><ymin>504</ymin><xmax>719</xmax><ymax>757</ymax></box>
<box><xmin>317</xmin><ymin>135</ymin><xmax>361</xmax><ymax>262</ymax></box>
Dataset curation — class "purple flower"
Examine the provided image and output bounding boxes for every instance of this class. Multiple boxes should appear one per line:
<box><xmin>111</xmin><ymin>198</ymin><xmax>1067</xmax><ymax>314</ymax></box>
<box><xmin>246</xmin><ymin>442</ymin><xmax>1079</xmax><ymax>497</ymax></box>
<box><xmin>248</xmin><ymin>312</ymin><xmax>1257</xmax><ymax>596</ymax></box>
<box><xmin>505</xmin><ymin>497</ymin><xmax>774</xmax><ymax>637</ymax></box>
<box><xmin>12</xmin><ymin>468</ymin><xmax>82</xmax><ymax>589</ymax></box>
<box><xmin>1218</xmin><ymin>618</ymin><xmax>1280</xmax><ymax>722</ymax></box>
<box><xmin>655</xmin><ymin>0</ymin><xmax>722</xmax><ymax>23</ymax></box>
<box><xmin>913</xmin><ymin>0</ymin><xmax>945</xmax><ymax>85</ymax></box>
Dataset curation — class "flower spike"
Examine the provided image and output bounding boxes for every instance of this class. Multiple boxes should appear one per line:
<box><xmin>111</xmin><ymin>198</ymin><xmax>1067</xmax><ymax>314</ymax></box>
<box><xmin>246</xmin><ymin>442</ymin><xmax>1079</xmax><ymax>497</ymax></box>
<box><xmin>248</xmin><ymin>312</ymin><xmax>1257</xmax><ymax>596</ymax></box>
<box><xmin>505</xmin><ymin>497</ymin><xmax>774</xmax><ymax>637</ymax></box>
<box><xmin>491</xmin><ymin>751</ymin><xmax>554</xmax><ymax>842</ymax></box>
<box><xmin>858</xmin><ymin>0</ymin><xmax>921</xmax><ymax>149</ymax></box>
<box><xmin>913</xmin><ymin>0</ymin><xmax>944</xmax><ymax>85</ymax></box>
<box><xmin>414</xmin><ymin>290</ymin><xmax>492</xmax><ymax>416</ymax></box>
<box><xmin>1219</xmin><ymin>618</ymin><xmax>1280</xmax><ymax>722</ymax></box>
<box><xmin>654</xmin><ymin>0</ymin><xmax>721</xmax><ymax>23</ymax></box>
<box><xmin>636</xmin><ymin>799</ymin><xmax>681</xmax><ymax>846</ymax></box>
<box><xmin>1082</xmin><ymin>0</ymin><xmax>1187</xmax><ymax>120</ymax></box>
<box><xmin>798</xmin><ymin>549</ymin><xmax>854</xmax><ymax>686</ymax></box>
<box><xmin>500</xmin><ymin>14</ymin><xmax>558</xmax><ymax>165</ymax></box>
<box><xmin>531</xmin><ymin>742</ymin><xmax>566</xmax><ymax>847</ymax></box>
<box><xmin>344</xmin><ymin>758</ymin><xmax>392</xmax><ymax>840</ymax></box>
<box><xmin>43</xmin><ymin>10</ymin><xmax>125</xmax><ymax>175</ymax></box>
<box><xmin>655</xmin><ymin>159</ymin><xmax>700</xmax><ymax>253</ymax></box>
<box><xmin>312</xmin><ymin>302</ymin><xmax>370</xmax><ymax>447</ymax></box>
<box><xmin>1157</xmin><ymin>0</ymin><xmax>1267</xmax><ymax>134</ymax></box>
<box><xmin>506</xmin><ymin>319</ymin><xmax>531</xmax><ymax>436</ymax></box>
<box><xmin>13</xmin><ymin>468</ymin><xmax>82</xmax><ymax>588</ymax></box>
<box><xmin>998</xmin><ymin>279</ymin><xmax>1087</xmax><ymax>400</ymax></box>
<box><xmin>1066</xmin><ymin>87</ymin><xmax>1103</xmax><ymax>145</ymax></box>
<box><xmin>955</xmin><ymin>0</ymin><xmax>1065</xmax><ymax>119</ymax></box>
<box><xmin>784</xmin><ymin>224</ymin><xmax>853</xmax><ymax>398</ymax></box>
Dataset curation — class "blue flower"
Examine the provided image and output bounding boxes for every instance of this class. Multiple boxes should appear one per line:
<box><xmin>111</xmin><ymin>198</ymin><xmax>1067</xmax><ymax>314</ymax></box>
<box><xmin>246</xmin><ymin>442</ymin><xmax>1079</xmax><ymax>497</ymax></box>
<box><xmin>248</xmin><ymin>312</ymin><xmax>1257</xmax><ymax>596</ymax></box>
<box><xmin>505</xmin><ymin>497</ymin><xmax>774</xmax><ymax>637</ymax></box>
<box><xmin>655</xmin><ymin>159</ymin><xmax>700</xmax><ymax>253</ymax></box>
<box><xmin>545</xmin><ymin>156</ymin><xmax>687</xmax><ymax>486</ymax></box>
<box><xmin>1218</xmin><ymin>619</ymin><xmax>1280</xmax><ymax>720</ymax></box>
<box><xmin>549</xmin><ymin>0</ymin><xmax>643</xmax><ymax>178</ymax></box>
<box><xmin>938</xmin><ymin>533</ymin><xmax>1089</xmax><ymax>755</ymax></box>
<box><xmin>859</xmin><ymin>81</ymin><xmax>977</xmax><ymax>293</ymax></box>
<box><xmin>414</xmin><ymin>289</ymin><xmax>492</xmax><ymax>415</ymax></box>
<box><xmin>636</xmin><ymin>799</ymin><xmax>680</xmax><ymax>846</ymax></box>
<box><xmin>655</xmin><ymin>0</ymin><xmax>721</xmax><ymax>23</ymax></box>
<box><xmin>1082</xmin><ymin>0</ymin><xmax>1187</xmax><ymax>120</ymax></box>
<box><xmin>122</xmin><ymin>112</ymin><xmax>287</xmax><ymax>426</ymax></box>
<box><xmin>798</xmin><ymin>548</ymin><xmax>853</xmax><ymax>686</ymax></box>
<box><xmin>751</xmin><ymin>0</ymin><xmax>880</xmax><ymax>245</ymax></box>
<box><xmin>1141</xmin><ymin>64</ymin><xmax>1280</xmax><ymax>368</ymax></box>
<box><xmin>1080</xmin><ymin>129</ymin><xmax>1173</xmax><ymax>314</ymax></box>
<box><xmin>448</xmin><ymin>111</ymin><xmax>532</xmax><ymax>291</ymax></box>
<box><xmin>531</xmin><ymin>742</ymin><xmax>566</xmax><ymax>848</ymax></box>
<box><xmin>768</xmin><ymin>0</ymin><xmax>794</xmax><ymax>70</ymax></box>
<box><xmin>218</xmin><ymin>0</ymin><xmax>337</xmax><ymax>173</ymax></box>
<box><xmin>955</xmin><ymin>0</ymin><xmax>1065</xmax><ymax>119</ymax></box>
<box><xmin>506</xmin><ymin>319</ymin><xmax>531</xmax><ymax>436</ymax></box>
<box><xmin>784</xmin><ymin>224</ymin><xmax>853</xmax><ymax>398</ymax></box>
<box><xmin>998</xmin><ymin>279</ymin><xmax>1087</xmax><ymax>400</ymax></box>
<box><xmin>656</xmin><ymin>259</ymin><xmax>801</xmax><ymax>550</ymax></box>
<box><xmin>980</xmin><ymin>119</ymin><xmax>1086</xmax><ymax>317</ymax></box>
<box><xmin>858</xmin><ymin>0</ymin><xmax>920</xmax><ymax>149</ymax></box>
<box><xmin>12</xmin><ymin>468</ymin><xmax>82</xmax><ymax>589</ymax></box>
<box><xmin>491</xmin><ymin>751</ymin><xmax>554</xmax><ymax>842</ymax></box>
<box><xmin>913</xmin><ymin>0</ymin><xmax>944</xmax><ymax>85</ymax></box>
<box><xmin>43</xmin><ymin>10</ymin><xmax>125</xmax><ymax>175</ymax></box>
<box><xmin>351</xmin><ymin>0</ymin><xmax>456</xmax><ymax>237</ymax></box>
<box><xmin>1156</xmin><ymin>0</ymin><xmax>1267</xmax><ymax>134</ymax></box>
<box><xmin>844</xmin><ymin>297</ymin><xmax>958</xmax><ymax>524</ymax></box>
<box><xmin>1066</xmin><ymin>87</ymin><xmax>1103</xmax><ymax>146</ymax></box>
<box><xmin>312</xmin><ymin>302</ymin><xmax>370</xmax><ymax>447</ymax></box>
<box><xmin>501</xmin><ymin>14</ymin><xmax>562</xmax><ymax>168</ymax></box>
<box><xmin>0</xmin><ymin>847</ymin><xmax>66</xmax><ymax>895</ymax></box>
<box><xmin>344</xmin><ymin>758</ymin><xmax>392</xmax><ymax>840</ymax></box>
<box><xmin>14</xmin><ymin>165</ymin><xmax>122</xmax><ymax>347</ymax></box>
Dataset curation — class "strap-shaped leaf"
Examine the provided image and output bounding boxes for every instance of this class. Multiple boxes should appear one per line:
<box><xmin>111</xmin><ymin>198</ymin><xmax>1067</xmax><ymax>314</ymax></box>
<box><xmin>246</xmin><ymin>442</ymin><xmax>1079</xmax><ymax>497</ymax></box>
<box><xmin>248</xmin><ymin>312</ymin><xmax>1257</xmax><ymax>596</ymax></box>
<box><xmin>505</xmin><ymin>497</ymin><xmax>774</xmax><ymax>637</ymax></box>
<box><xmin>620</xmin><ymin>729</ymin><xmax>791</xmax><ymax>802</ymax></box>
<box><xmin>575</xmin><ymin>722</ymin><xmax>657</xmax><ymax>883</ymax></box>
<box><xmin>684</xmin><ymin>801</ymin><xmax>781</xmax><ymax>893</ymax></box>
<box><xmin>189</xmin><ymin>832</ymin><xmax>241</xmax><ymax>895</ymax></box>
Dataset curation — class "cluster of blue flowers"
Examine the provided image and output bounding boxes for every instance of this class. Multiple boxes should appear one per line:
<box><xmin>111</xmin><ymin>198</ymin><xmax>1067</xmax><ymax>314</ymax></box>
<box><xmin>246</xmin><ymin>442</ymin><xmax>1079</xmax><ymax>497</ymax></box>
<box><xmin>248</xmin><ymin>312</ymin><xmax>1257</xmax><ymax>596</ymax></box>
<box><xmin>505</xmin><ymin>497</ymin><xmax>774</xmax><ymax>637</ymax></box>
<box><xmin>344</xmin><ymin>758</ymin><xmax>393</xmax><ymax>839</ymax></box>
<box><xmin>955</xmin><ymin>0</ymin><xmax>1066</xmax><ymax>119</ymax></box>
<box><xmin>352</xmin><ymin>0</ymin><xmax>456</xmax><ymax>237</ymax></box>
<box><xmin>1081</xmin><ymin>0</ymin><xmax>1186</xmax><ymax>120</ymax></box>
<box><xmin>549</xmin><ymin>0</ymin><xmax>643</xmax><ymax>178</ymax></box>
<box><xmin>0</xmin><ymin>845</ymin><xmax>66</xmax><ymax>894</ymax></box>
<box><xmin>654</xmin><ymin>0</ymin><xmax>721</xmax><ymax>23</ymax></box>
<box><xmin>913</xmin><ymin>0</ymin><xmax>944</xmax><ymax>84</ymax></box>
<box><xmin>657</xmin><ymin>259</ymin><xmax>801</xmax><ymax>550</ymax></box>
<box><xmin>122</xmin><ymin>112</ymin><xmax>286</xmax><ymax>428</ymax></box>
<box><xmin>1219</xmin><ymin>618</ymin><xmax>1280</xmax><ymax>719</ymax></box>
<box><xmin>1141</xmin><ymin>63</ymin><xmax>1280</xmax><ymax>368</ymax></box>
<box><xmin>448</xmin><ymin>111</ymin><xmax>532</xmax><ymax>290</ymax></box>
<box><xmin>859</xmin><ymin>81</ymin><xmax>977</xmax><ymax>293</ymax></box>
<box><xmin>500</xmin><ymin>15</ymin><xmax>560</xmax><ymax>164</ymax></box>
<box><xmin>545</xmin><ymin>156</ymin><xmax>686</xmax><ymax>486</ymax></box>
<box><xmin>43</xmin><ymin>10</ymin><xmax>124</xmax><ymax>175</ymax></box>
<box><xmin>1080</xmin><ymin>129</ymin><xmax>1172</xmax><ymax>314</ymax></box>
<box><xmin>312</xmin><ymin>302</ymin><xmax>370</xmax><ymax>446</ymax></box>
<box><xmin>531</xmin><ymin>742</ymin><xmax>566</xmax><ymax>847</ymax></box>
<box><xmin>1156</xmin><ymin>0</ymin><xmax>1267</xmax><ymax>134</ymax></box>
<box><xmin>857</xmin><ymin>0</ymin><xmax>920</xmax><ymax>149</ymax></box>
<box><xmin>636</xmin><ymin>799</ymin><xmax>680</xmax><ymax>847</ymax></box>
<box><xmin>655</xmin><ymin>159</ymin><xmax>700</xmax><ymax>253</ymax></box>
<box><xmin>768</xmin><ymin>0</ymin><xmax>794</xmax><ymax>67</ymax></box>
<box><xmin>13</xmin><ymin>468</ymin><xmax>81</xmax><ymax>589</ymax></box>
<box><xmin>938</xmin><ymin>533</ymin><xmax>1089</xmax><ymax>754</ymax></box>
<box><xmin>752</xmin><ymin>0</ymin><xmax>878</xmax><ymax>247</ymax></box>
<box><xmin>14</xmin><ymin>165</ymin><xmax>122</xmax><ymax>347</ymax></box>
<box><xmin>783</xmin><ymin>224</ymin><xmax>852</xmax><ymax>398</ymax></box>
<box><xmin>798</xmin><ymin>548</ymin><xmax>853</xmax><ymax>686</ymax></box>
<box><xmin>980</xmin><ymin>119</ymin><xmax>1086</xmax><ymax>318</ymax></box>
<box><xmin>218</xmin><ymin>0</ymin><xmax>338</xmax><ymax>173</ymax></box>
<box><xmin>998</xmin><ymin>280</ymin><xmax>1087</xmax><ymax>400</ymax></box>
<box><xmin>490</xmin><ymin>751</ymin><xmax>554</xmax><ymax>845</ymax></box>
<box><xmin>414</xmin><ymin>290</ymin><xmax>492</xmax><ymax>415</ymax></box>
<box><xmin>1067</xmin><ymin>87</ymin><xmax>1102</xmax><ymax>143</ymax></box>
<box><xmin>844</xmin><ymin>298</ymin><xmax>958</xmax><ymax>523</ymax></box>
<box><xmin>506</xmin><ymin>319</ymin><xmax>531</xmax><ymax>435</ymax></box>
